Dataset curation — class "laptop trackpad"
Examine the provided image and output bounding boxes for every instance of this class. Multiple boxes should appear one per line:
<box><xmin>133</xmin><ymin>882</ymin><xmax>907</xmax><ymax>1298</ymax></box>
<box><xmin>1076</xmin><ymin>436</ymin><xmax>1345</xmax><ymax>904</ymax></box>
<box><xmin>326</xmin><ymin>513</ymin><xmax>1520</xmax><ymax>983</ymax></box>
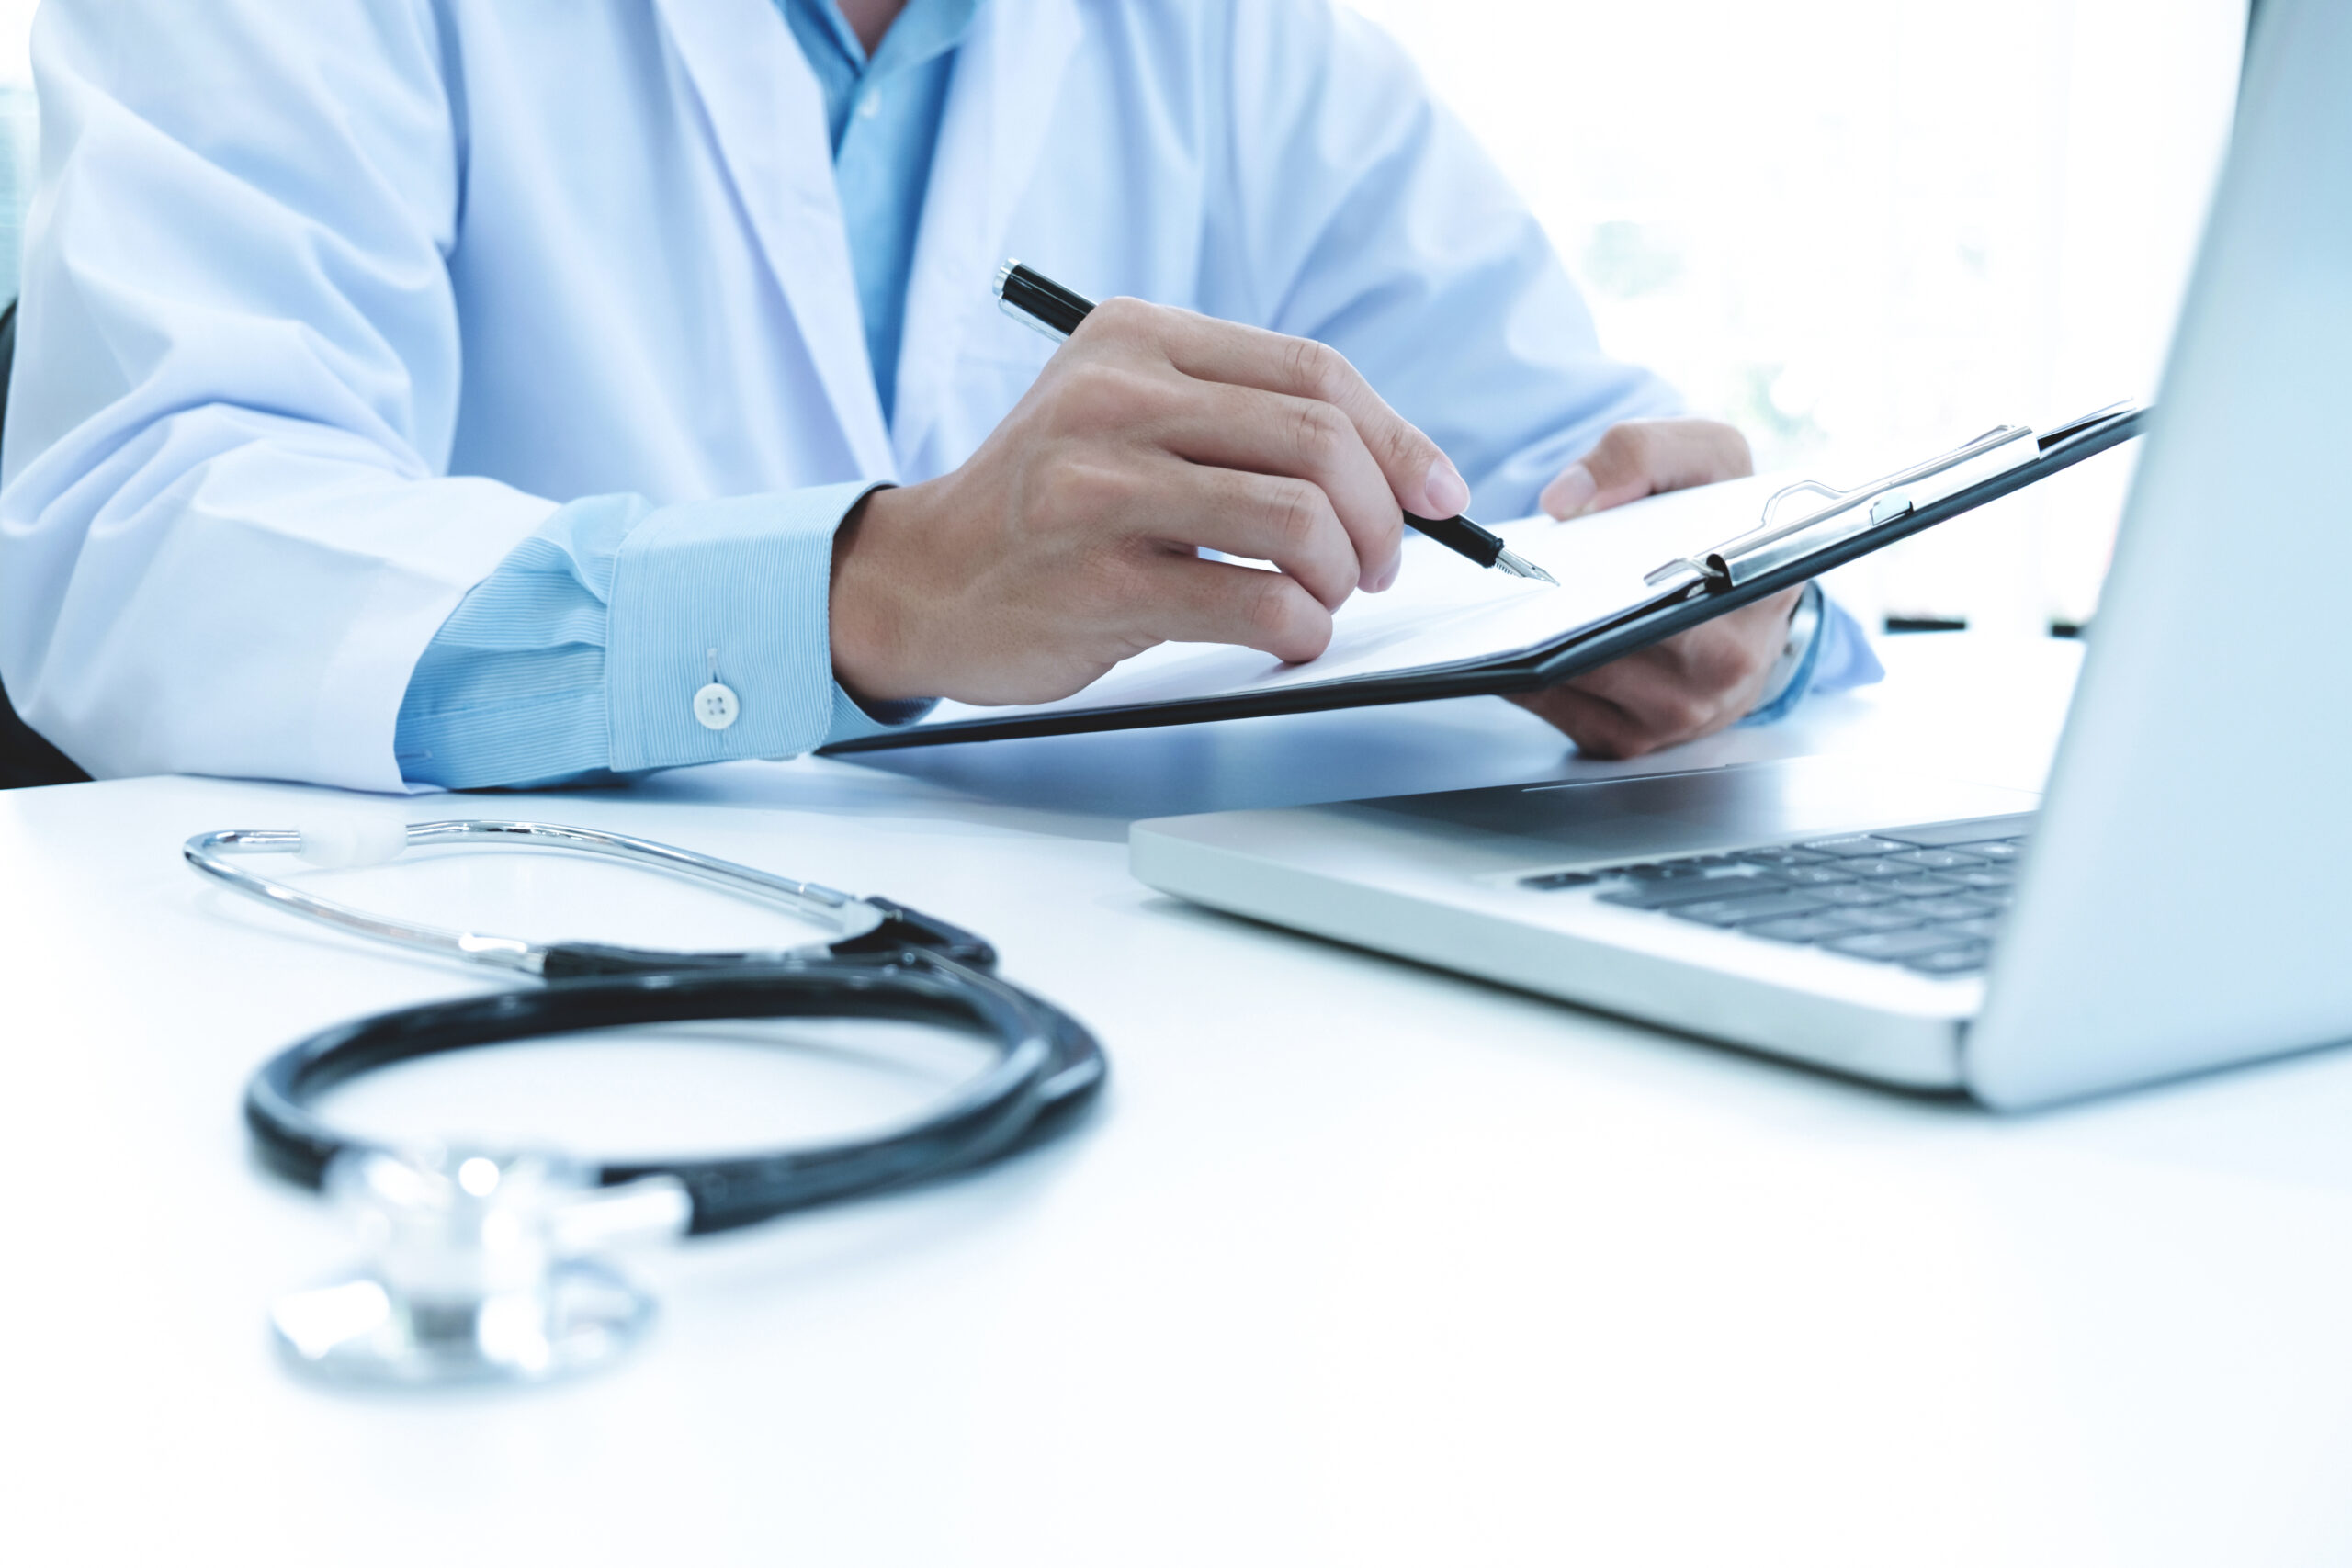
<box><xmin>1351</xmin><ymin>756</ymin><xmax>2040</xmax><ymax>865</ymax></box>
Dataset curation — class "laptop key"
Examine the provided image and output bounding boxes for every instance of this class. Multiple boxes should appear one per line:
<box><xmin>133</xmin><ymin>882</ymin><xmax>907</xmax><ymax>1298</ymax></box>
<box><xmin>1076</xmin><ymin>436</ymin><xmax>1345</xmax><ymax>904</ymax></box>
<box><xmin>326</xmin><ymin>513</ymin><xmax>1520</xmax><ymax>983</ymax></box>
<box><xmin>1597</xmin><ymin>872</ymin><xmax>1788</xmax><ymax>908</ymax></box>
<box><xmin>1741</xmin><ymin>913</ymin><xmax>1857</xmax><ymax>943</ymax></box>
<box><xmin>1903</xmin><ymin>895</ymin><xmax>1997</xmax><ymax>921</ymax></box>
<box><xmin>1883</xmin><ymin>848</ymin><xmax>1988</xmax><ymax>870</ymax></box>
<box><xmin>1736</xmin><ymin>847</ymin><xmax>1835</xmax><ymax>868</ymax></box>
<box><xmin>1932</xmin><ymin>915</ymin><xmax>2003</xmax><ymax>941</ymax></box>
<box><xmin>1942</xmin><ymin>867</ymin><xmax>2013</xmax><ymax>891</ymax></box>
<box><xmin>1824</xmin><ymin>928</ymin><xmax>1973</xmax><ymax>962</ymax></box>
<box><xmin>1665</xmin><ymin>891</ymin><xmax>1833</xmax><ymax>927</ymax></box>
<box><xmin>1953</xmin><ymin>840</ymin><xmax>2021</xmax><ymax>862</ymax></box>
<box><xmin>1883</xmin><ymin>874</ymin><xmax>1965</xmax><ymax>898</ymax></box>
<box><xmin>1836</xmin><ymin>857</ymin><xmax>1918</xmax><ymax>879</ymax></box>
<box><xmin>1807</xmin><ymin>882</ymin><xmax>1900</xmax><ymax>907</ymax></box>
<box><xmin>1778</xmin><ymin>864</ymin><xmax>1860</xmax><ymax>886</ymax></box>
<box><xmin>1871</xmin><ymin>814</ymin><xmax>2038</xmax><ymax>849</ymax></box>
<box><xmin>1904</xmin><ymin>943</ymin><xmax>1992</xmax><ymax>976</ymax></box>
<box><xmin>1828</xmin><ymin>904</ymin><xmax>1932</xmax><ymax>931</ymax></box>
<box><xmin>1802</xmin><ymin>834</ymin><xmax>1917</xmax><ymax>858</ymax></box>
<box><xmin>1520</xmin><ymin>870</ymin><xmax>1599</xmax><ymax>890</ymax></box>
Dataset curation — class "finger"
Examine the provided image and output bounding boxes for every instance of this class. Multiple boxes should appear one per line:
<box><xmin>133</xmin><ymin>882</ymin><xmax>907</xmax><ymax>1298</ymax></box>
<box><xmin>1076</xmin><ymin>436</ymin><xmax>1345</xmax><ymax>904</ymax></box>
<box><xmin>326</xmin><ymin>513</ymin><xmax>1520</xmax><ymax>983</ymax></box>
<box><xmin>1133</xmin><ymin>550</ymin><xmax>1336</xmax><ymax>665</ymax></box>
<box><xmin>1507</xmin><ymin>686</ymin><xmax>1658</xmax><ymax>760</ymax></box>
<box><xmin>1559</xmin><ymin>651</ymin><xmax>1739</xmax><ymax>747</ymax></box>
<box><xmin>1147</xmin><ymin>381</ymin><xmax>1403</xmax><ymax>595</ymax></box>
<box><xmin>1139</xmin><ymin>457</ymin><xmax>1361</xmax><ymax>611</ymax></box>
<box><xmin>1147</xmin><ymin>306</ymin><xmax>1470</xmax><ymax>530</ymax></box>
<box><xmin>1542</xmin><ymin>419</ymin><xmax>1754</xmax><ymax>518</ymax></box>
<box><xmin>1557</xmin><ymin>598</ymin><xmax>1793</xmax><ymax>742</ymax></box>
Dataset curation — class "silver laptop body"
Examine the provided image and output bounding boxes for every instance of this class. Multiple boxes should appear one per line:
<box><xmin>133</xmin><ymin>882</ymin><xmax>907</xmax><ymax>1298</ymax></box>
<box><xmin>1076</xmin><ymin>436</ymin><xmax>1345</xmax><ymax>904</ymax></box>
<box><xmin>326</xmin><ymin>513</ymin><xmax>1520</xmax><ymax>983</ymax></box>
<box><xmin>1129</xmin><ymin>0</ymin><xmax>2352</xmax><ymax>1109</ymax></box>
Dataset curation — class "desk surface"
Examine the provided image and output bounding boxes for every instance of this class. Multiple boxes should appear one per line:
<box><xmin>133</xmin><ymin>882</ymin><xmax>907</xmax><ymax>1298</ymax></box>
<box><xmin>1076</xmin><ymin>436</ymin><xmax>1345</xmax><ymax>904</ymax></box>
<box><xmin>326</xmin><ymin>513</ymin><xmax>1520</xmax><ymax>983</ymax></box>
<box><xmin>6</xmin><ymin>634</ymin><xmax>2351</xmax><ymax>1566</ymax></box>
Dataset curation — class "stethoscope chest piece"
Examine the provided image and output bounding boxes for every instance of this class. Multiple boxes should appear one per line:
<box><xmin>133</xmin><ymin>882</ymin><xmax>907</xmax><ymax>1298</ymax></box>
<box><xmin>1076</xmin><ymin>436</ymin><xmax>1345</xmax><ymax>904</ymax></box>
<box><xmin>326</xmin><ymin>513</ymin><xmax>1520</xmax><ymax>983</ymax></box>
<box><xmin>270</xmin><ymin>1146</ymin><xmax>690</xmax><ymax>1388</ymax></box>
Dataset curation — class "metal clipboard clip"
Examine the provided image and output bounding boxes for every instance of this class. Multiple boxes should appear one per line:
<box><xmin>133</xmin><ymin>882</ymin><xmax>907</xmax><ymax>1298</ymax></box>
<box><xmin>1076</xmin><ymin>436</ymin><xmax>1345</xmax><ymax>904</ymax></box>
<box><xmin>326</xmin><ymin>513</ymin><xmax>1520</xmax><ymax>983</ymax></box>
<box><xmin>1641</xmin><ymin>401</ymin><xmax>2138</xmax><ymax>594</ymax></box>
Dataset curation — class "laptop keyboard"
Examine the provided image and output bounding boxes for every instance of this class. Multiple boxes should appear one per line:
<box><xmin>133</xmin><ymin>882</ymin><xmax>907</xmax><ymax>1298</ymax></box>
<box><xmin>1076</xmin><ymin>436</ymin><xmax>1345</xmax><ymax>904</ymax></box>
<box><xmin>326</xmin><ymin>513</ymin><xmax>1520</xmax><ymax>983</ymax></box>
<box><xmin>1518</xmin><ymin>813</ymin><xmax>2036</xmax><ymax>977</ymax></box>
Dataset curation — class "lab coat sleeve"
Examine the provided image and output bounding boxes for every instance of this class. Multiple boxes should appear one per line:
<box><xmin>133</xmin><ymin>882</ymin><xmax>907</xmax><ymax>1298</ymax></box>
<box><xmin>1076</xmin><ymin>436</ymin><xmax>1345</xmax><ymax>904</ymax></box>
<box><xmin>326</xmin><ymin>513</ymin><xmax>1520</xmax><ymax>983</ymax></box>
<box><xmin>5</xmin><ymin>3</ymin><xmax>560</xmax><ymax>787</ymax></box>
<box><xmin>395</xmin><ymin>483</ymin><xmax>931</xmax><ymax>791</ymax></box>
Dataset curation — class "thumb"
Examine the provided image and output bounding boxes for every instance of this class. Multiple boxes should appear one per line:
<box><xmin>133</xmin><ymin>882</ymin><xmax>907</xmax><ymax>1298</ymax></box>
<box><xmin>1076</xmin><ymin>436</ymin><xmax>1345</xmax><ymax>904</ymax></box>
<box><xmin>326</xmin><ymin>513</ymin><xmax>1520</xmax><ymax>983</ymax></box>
<box><xmin>1544</xmin><ymin>419</ymin><xmax>1753</xmax><ymax>518</ymax></box>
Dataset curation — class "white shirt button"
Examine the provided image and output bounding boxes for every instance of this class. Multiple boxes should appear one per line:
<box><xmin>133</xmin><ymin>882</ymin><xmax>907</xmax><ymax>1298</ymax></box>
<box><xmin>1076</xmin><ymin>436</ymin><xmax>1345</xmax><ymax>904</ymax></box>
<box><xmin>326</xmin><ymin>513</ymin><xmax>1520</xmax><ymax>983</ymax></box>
<box><xmin>693</xmin><ymin>682</ymin><xmax>740</xmax><ymax>731</ymax></box>
<box><xmin>857</xmin><ymin>89</ymin><xmax>882</xmax><ymax>118</ymax></box>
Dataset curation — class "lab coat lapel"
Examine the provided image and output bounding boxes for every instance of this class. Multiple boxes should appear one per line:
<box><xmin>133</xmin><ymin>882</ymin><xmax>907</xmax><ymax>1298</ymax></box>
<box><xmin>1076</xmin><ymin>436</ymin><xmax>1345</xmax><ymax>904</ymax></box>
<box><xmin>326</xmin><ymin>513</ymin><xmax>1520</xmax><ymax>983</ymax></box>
<box><xmin>890</xmin><ymin>0</ymin><xmax>1082</xmax><ymax>471</ymax></box>
<box><xmin>651</xmin><ymin>0</ymin><xmax>897</xmax><ymax>479</ymax></box>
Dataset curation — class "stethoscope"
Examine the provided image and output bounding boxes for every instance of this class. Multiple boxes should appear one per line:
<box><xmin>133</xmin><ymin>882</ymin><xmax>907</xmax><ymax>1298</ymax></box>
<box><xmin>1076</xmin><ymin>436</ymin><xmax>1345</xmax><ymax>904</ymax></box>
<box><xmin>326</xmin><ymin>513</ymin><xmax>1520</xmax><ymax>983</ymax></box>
<box><xmin>186</xmin><ymin>818</ymin><xmax>1106</xmax><ymax>1388</ymax></box>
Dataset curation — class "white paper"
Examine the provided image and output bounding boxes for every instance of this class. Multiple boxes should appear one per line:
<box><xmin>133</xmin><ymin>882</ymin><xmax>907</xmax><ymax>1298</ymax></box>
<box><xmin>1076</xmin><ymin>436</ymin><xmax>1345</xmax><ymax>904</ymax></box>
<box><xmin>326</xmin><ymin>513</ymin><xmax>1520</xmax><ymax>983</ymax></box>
<box><xmin>916</xmin><ymin>472</ymin><xmax>1786</xmax><ymax>727</ymax></box>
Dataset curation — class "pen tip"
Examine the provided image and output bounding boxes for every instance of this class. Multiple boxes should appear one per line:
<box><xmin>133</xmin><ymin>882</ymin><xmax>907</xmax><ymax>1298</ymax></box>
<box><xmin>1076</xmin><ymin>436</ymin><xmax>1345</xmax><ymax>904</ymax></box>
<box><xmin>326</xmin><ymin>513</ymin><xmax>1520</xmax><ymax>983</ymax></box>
<box><xmin>1496</xmin><ymin>548</ymin><xmax>1559</xmax><ymax>587</ymax></box>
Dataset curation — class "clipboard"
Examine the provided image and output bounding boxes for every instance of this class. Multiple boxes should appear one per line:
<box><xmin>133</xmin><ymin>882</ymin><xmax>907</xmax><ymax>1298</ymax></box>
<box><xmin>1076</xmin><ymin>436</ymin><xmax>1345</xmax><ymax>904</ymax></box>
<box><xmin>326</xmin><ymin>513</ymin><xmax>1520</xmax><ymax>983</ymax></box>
<box><xmin>823</xmin><ymin>402</ymin><xmax>2145</xmax><ymax>753</ymax></box>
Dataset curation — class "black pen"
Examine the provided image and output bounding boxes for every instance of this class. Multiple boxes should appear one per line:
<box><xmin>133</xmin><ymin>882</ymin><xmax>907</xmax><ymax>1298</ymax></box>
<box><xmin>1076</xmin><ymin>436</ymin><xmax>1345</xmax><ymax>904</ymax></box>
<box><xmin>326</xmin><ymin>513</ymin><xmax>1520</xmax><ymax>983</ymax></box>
<box><xmin>993</xmin><ymin>261</ymin><xmax>1559</xmax><ymax>586</ymax></box>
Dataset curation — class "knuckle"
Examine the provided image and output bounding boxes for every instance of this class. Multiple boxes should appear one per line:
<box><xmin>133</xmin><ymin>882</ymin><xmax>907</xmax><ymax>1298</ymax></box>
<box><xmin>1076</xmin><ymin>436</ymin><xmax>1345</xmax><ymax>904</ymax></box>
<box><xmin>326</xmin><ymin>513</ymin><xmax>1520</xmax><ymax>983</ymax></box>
<box><xmin>1379</xmin><ymin>418</ymin><xmax>1424</xmax><ymax>473</ymax></box>
<box><xmin>1269</xmin><ymin>479</ymin><xmax>1325</xmax><ymax>554</ymax></box>
<box><xmin>1038</xmin><ymin>457</ymin><xmax>1130</xmax><ymax>523</ymax></box>
<box><xmin>1090</xmin><ymin>551</ymin><xmax>1154</xmax><ymax>615</ymax></box>
<box><xmin>1284</xmin><ymin>335</ymin><xmax>1349</xmax><ymax>403</ymax></box>
<box><xmin>1088</xmin><ymin>295</ymin><xmax>1153</xmax><ymax>338</ymax></box>
<box><xmin>1242</xmin><ymin>572</ymin><xmax>1307</xmax><ymax>644</ymax></box>
<box><xmin>1058</xmin><ymin>362</ymin><xmax>1154</xmax><ymax>428</ymax></box>
<box><xmin>1289</xmin><ymin>399</ymin><xmax>1349</xmax><ymax>468</ymax></box>
<box><xmin>1617</xmin><ymin>421</ymin><xmax>1664</xmax><ymax>464</ymax></box>
<box><xmin>1659</xmin><ymin>692</ymin><xmax>1715</xmax><ymax>735</ymax></box>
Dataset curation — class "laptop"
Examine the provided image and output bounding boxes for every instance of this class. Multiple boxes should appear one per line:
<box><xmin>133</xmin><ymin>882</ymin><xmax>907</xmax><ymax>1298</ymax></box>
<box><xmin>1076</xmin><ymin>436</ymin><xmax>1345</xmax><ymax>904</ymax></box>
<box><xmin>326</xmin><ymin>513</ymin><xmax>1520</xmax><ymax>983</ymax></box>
<box><xmin>1128</xmin><ymin>0</ymin><xmax>2352</xmax><ymax>1109</ymax></box>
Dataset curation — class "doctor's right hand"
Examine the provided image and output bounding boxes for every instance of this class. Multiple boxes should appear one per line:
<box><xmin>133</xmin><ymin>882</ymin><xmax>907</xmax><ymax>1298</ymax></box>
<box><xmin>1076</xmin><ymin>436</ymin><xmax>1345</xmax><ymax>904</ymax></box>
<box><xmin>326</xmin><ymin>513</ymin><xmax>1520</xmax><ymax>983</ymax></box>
<box><xmin>827</xmin><ymin>298</ymin><xmax>1470</xmax><ymax>706</ymax></box>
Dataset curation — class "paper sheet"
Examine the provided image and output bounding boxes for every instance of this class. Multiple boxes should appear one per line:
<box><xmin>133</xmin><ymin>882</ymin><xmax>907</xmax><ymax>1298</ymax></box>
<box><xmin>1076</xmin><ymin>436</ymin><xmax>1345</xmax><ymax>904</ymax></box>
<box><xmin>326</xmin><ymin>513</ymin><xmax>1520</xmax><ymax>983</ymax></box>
<box><xmin>918</xmin><ymin>472</ymin><xmax>1785</xmax><ymax>726</ymax></box>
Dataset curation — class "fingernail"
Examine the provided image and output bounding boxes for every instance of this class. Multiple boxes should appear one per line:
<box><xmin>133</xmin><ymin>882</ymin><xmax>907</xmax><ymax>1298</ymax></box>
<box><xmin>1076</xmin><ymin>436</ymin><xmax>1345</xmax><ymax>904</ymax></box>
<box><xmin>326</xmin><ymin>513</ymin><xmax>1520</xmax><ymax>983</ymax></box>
<box><xmin>1368</xmin><ymin>553</ymin><xmax>1400</xmax><ymax>592</ymax></box>
<box><xmin>1422</xmin><ymin>456</ymin><xmax>1471</xmax><ymax>519</ymax></box>
<box><xmin>1544</xmin><ymin>463</ymin><xmax>1597</xmax><ymax>519</ymax></box>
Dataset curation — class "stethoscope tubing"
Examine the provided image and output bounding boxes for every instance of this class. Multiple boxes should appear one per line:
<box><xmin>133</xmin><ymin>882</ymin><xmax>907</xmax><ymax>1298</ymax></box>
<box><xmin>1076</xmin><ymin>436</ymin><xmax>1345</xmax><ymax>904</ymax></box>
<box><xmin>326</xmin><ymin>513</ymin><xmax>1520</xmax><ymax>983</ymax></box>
<box><xmin>246</xmin><ymin>954</ymin><xmax>1099</xmax><ymax>1235</ymax></box>
<box><xmin>195</xmin><ymin>821</ymin><xmax>1107</xmax><ymax>1235</ymax></box>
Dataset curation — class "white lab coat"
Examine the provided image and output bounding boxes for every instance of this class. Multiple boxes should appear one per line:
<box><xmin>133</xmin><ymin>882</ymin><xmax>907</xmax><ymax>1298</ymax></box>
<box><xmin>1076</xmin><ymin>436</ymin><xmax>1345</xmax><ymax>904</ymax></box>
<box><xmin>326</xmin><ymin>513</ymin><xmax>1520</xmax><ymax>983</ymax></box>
<box><xmin>0</xmin><ymin>0</ymin><xmax>1671</xmax><ymax>790</ymax></box>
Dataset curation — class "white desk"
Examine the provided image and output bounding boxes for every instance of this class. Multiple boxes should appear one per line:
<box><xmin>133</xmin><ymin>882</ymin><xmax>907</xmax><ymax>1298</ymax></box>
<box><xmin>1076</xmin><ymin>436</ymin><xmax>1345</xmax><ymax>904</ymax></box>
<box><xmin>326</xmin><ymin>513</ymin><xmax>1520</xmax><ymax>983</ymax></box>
<box><xmin>6</xmin><ymin>634</ymin><xmax>2352</xmax><ymax>1565</ymax></box>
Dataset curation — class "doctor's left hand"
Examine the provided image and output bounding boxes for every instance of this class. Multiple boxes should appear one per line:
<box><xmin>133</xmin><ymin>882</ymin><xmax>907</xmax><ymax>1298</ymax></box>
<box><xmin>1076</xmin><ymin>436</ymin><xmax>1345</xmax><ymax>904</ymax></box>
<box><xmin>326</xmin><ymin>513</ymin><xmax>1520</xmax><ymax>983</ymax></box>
<box><xmin>1511</xmin><ymin>418</ymin><xmax>1805</xmax><ymax>760</ymax></box>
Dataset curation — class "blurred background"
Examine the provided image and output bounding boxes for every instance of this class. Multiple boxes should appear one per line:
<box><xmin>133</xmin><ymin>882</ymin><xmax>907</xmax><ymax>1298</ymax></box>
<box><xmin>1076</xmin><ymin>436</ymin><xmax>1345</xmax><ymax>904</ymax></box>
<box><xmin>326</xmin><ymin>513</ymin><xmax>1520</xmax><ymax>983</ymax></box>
<box><xmin>0</xmin><ymin>0</ymin><xmax>2245</xmax><ymax>635</ymax></box>
<box><xmin>1348</xmin><ymin>0</ymin><xmax>2246</xmax><ymax>636</ymax></box>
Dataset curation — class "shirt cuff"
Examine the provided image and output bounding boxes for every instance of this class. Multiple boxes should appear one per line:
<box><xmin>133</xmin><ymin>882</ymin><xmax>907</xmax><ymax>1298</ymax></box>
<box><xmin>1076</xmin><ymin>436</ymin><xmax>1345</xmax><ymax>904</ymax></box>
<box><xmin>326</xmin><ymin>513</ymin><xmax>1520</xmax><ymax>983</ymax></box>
<box><xmin>606</xmin><ymin>481</ymin><xmax>887</xmax><ymax>771</ymax></box>
<box><xmin>1737</xmin><ymin>581</ymin><xmax>1883</xmax><ymax>728</ymax></box>
<box><xmin>823</xmin><ymin>682</ymin><xmax>938</xmax><ymax>747</ymax></box>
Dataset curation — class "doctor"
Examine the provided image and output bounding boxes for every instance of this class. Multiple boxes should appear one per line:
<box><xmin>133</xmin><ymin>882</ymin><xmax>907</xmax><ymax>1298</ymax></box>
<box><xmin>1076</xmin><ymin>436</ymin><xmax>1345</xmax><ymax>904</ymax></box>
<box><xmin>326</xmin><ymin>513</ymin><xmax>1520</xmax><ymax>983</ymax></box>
<box><xmin>0</xmin><ymin>0</ymin><xmax>1876</xmax><ymax>792</ymax></box>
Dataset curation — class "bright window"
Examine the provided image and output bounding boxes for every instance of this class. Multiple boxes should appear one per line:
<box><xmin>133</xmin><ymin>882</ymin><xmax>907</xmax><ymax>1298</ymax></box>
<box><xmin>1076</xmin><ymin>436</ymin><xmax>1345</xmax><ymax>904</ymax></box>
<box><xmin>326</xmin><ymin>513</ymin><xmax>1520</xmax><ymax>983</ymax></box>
<box><xmin>1348</xmin><ymin>0</ymin><xmax>2245</xmax><ymax>632</ymax></box>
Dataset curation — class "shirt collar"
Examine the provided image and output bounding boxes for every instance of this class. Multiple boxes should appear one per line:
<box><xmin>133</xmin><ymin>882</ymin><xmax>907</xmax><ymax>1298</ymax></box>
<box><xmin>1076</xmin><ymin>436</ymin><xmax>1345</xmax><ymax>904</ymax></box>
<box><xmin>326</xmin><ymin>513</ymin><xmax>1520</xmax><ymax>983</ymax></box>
<box><xmin>787</xmin><ymin>0</ymin><xmax>981</xmax><ymax>78</ymax></box>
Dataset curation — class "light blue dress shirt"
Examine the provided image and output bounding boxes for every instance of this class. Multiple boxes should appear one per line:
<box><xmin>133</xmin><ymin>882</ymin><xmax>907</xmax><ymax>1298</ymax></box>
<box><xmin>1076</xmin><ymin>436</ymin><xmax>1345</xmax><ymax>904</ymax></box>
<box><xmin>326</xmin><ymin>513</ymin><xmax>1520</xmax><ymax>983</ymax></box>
<box><xmin>393</xmin><ymin>0</ymin><xmax>1871</xmax><ymax>790</ymax></box>
<box><xmin>395</xmin><ymin>0</ymin><xmax>972</xmax><ymax>789</ymax></box>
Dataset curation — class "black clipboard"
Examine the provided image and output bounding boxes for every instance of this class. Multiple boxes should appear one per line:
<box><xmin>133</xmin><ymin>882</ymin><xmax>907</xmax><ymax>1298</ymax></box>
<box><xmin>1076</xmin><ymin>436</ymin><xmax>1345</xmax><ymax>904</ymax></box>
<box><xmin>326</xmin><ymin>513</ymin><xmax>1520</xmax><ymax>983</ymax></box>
<box><xmin>822</xmin><ymin>404</ymin><xmax>2144</xmax><ymax>754</ymax></box>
